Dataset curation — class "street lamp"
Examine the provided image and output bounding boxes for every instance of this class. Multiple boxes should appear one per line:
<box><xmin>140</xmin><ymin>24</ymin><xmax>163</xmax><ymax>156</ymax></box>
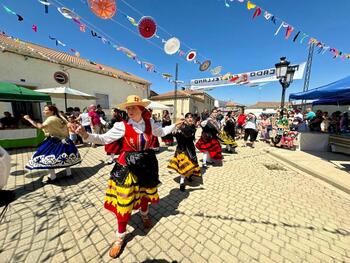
<box><xmin>275</xmin><ymin>57</ymin><xmax>297</xmax><ymax>118</ymax></box>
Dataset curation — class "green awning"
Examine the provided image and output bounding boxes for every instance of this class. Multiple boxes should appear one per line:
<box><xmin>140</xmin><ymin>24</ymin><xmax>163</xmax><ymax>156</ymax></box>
<box><xmin>0</xmin><ymin>82</ymin><xmax>51</xmax><ymax>102</ymax></box>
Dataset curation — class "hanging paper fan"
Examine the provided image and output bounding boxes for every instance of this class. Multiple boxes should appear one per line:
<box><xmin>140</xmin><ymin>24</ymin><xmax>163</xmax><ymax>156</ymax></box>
<box><xmin>164</xmin><ymin>37</ymin><xmax>180</xmax><ymax>55</ymax></box>
<box><xmin>117</xmin><ymin>46</ymin><xmax>136</xmax><ymax>59</ymax></box>
<box><xmin>138</xmin><ymin>16</ymin><xmax>157</xmax><ymax>39</ymax></box>
<box><xmin>199</xmin><ymin>60</ymin><xmax>211</xmax><ymax>71</ymax></box>
<box><xmin>210</xmin><ymin>66</ymin><xmax>222</xmax><ymax>76</ymax></box>
<box><xmin>186</xmin><ymin>50</ymin><xmax>197</xmax><ymax>62</ymax></box>
<box><xmin>88</xmin><ymin>0</ymin><xmax>116</xmax><ymax>19</ymax></box>
<box><xmin>162</xmin><ymin>73</ymin><xmax>172</xmax><ymax>78</ymax></box>
<box><xmin>57</xmin><ymin>7</ymin><xmax>79</xmax><ymax>20</ymax></box>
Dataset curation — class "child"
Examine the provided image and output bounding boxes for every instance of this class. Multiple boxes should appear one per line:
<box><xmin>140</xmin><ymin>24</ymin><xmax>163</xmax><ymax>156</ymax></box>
<box><xmin>67</xmin><ymin>116</ymin><xmax>78</xmax><ymax>144</ymax></box>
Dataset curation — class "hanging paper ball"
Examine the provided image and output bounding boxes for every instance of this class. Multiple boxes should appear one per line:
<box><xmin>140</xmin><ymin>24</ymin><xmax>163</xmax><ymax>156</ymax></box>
<box><xmin>138</xmin><ymin>16</ymin><xmax>157</xmax><ymax>39</ymax></box>
<box><xmin>88</xmin><ymin>0</ymin><xmax>116</xmax><ymax>19</ymax></box>
<box><xmin>164</xmin><ymin>37</ymin><xmax>180</xmax><ymax>55</ymax></box>
<box><xmin>186</xmin><ymin>50</ymin><xmax>197</xmax><ymax>61</ymax></box>
<box><xmin>199</xmin><ymin>60</ymin><xmax>211</xmax><ymax>71</ymax></box>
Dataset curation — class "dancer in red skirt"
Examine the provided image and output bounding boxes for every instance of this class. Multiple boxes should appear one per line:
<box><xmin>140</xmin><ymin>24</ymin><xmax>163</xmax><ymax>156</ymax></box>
<box><xmin>196</xmin><ymin>108</ymin><xmax>223</xmax><ymax>168</ymax></box>
<box><xmin>76</xmin><ymin>95</ymin><xmax>184</xmax><ymax>258</ymax></box>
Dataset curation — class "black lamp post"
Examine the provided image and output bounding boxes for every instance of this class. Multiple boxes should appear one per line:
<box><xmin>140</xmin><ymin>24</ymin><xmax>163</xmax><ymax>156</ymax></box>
<box><xmin>275</xmin><ymin>57</ymin><xmax>297</xmax><ymax>118</ymax></box>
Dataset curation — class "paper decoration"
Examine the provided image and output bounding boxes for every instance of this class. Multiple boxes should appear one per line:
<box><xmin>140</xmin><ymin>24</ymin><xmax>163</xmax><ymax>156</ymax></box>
<box><xmin>117</xmin><ymin>46</ymin><xmax>137</xmax><ymax>59</ymax></box>
<box><xmin>38</xmin><ymin>0</ymin><xmax>51</xmax><ymax>5</ymax></box>
<box><xmin>252</xmin><ymin>7</ymin><xmax>261</xmax><ymax>19</ymax></box>
<box><xmin>293</xmin><ymin>31</ymin><xmax>300</xmax><ymax>42</ymax></box>
<box><xmin>32</xmin><ymin>24</ymin><xmax>38</xmax><ymax>32</ymax></box>
<box><xmin>80</xmin><ymin>24</ymin><xmax>86</xmax><ymax>32</ymax></box>
<box><xmin>138</xmin><ymin>16</ymin><xmax>157</xmax><ymax>39</ymax></box>
<box><xmin>143</xmin><ymin>62</ymin><xmax>155</xmax><ymax>72</ymax></box>
<box><xmin>164</xmin><ymin>37</ymin><xmax>181</xmax><ymax>55</ymax></box>
<box><xmin>247</xmin><ymin>1</ymin><xmax>256</xmax><ymax>10</ymax></box>
<box><xmin>186</xmin><ymin>50</ymin><xmax>197</xmax><ymax>62</ymax></box>
<box><xmin>199</xmin><ymin>60</ymin><xmax>211</xmax><ymax>71</ymax></box>
<box><xmin>126</xmin><ymin>15</ymin><xmax>138</xmax><ymax>26</ymax></box>
<box><xmin>264</xmin><ymin>11</ymin><xmax>272</xmax><ymax>20</ymax></box>
<box><xmin>57</xmin><ymin>7</ymin><xmax>79</xmax><ymax>20</ymax></box>
<box><xmin>274</xmin><ymin>21</ymin><xmax>288</xmax><ymax>36</ymax></box>
<box><xmin>88</xmin><ymin>0</ymin><xmax>116</xmax><ymax>19</ymax></box>
<box><xmin>210</xmin><ymin>66</ymin><xmax>222</xmax><ymax>76</ymax></box>
<box><xmin>162</xmin><ymin>73</ymin><xmax>172</xmax><ymax>78</ymax></box>
<box><xmin>2</xmin><ymin>5</ymin><xmax>23</xmax><ymax>21</ymax></box>
<box><xmin>299</xmin><ymin>33</ymin><xmax>308</xmax><ymax>44</ymax></box>
<box><xmin>285</xmin><ymin>26</ymin><xmax>294</xmax><ymax>39</ymax></box>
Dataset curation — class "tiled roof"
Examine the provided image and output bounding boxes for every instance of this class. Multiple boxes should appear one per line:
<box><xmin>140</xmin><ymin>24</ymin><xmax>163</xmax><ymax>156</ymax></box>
<box><xmin>248</xmin><ymin>101</ymin><xmax>291</xmax><ymax>109</ymax></box>
<box><xmin>0</xmin><ymin>33</ymin><xmax>150</xmax><ymax>85</ymax></box>
<box><xmin>226</xmin><ymin>101</ymin><xmax>245</xmax><ymax>107</ymax></box>
<box><xmin>150</xmin><ymin>89</ymin><xmax>215</xmax><ymax>101</ymax></box>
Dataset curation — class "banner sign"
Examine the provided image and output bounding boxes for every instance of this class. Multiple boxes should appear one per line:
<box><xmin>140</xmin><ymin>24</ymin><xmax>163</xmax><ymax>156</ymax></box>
<box><xmin>189</xmin><ymin>62</ymin><xmax>306</xmax><ymax>90</ymax></box>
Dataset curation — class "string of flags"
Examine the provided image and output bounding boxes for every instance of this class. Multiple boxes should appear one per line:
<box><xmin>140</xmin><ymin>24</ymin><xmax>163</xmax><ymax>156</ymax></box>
<box><xmin>51</xmin><ymin>0</ymin><xmax>182</xmax><ymax>83</ymax></box>
<box><xmin>223</xmin><ymin>0</ymin><xmax>350</xmax><ymax>60</ymax></box>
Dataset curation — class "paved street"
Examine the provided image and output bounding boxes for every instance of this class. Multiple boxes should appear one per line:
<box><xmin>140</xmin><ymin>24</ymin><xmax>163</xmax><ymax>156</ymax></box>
<box><xmin>1</xmin><ymin>142</ymin><xmax>350</xmax><ymax>263</ymax></box>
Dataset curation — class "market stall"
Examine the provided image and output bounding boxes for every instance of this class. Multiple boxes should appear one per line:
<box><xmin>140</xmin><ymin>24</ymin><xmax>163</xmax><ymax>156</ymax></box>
<box><xmin>289</xmin><ymin>76</ymin><xmax>350</xmax><ymax>154</ymax></box>
<box><xmin>0</xmin><ymin>82</ymin><xmax>51</xmax><ymax>149</ymax></box>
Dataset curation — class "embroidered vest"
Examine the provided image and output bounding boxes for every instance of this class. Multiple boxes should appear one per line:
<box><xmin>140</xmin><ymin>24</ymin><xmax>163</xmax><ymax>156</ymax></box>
<box><xmin>118</xmin><ymin>119</ymin><xmax>154</xmax><ymax>165</ymax></box>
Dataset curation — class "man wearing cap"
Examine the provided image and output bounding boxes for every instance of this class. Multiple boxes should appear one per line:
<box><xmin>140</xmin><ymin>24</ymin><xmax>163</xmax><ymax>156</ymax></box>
<box><xmin>76</xmin><ymin>95</ymin><xmax>184</xmax><ymax>258</ymax></box>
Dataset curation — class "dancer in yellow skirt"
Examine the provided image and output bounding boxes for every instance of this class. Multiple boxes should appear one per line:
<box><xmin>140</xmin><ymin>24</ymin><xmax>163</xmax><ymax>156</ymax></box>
<box><xmin>76</xmin><ymin>95</ymin><xmax>183</xmax><ymax>258</ymax></box>
<box><xmin>168</xmin><ymin>113</ymin><xmax>201</xmax><ymax>191</ymax></box>
<box><xmin>218</xmin><ymin>111</ymin><xmax>238</xmax><ymax>153</ymax></box>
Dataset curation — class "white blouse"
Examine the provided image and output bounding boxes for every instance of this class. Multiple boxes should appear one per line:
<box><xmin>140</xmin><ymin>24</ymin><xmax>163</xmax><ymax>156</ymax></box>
<box><xmin>85</xmin><ymin>118</ymin><xmax>176</xmax><ymax>145</ymax></box>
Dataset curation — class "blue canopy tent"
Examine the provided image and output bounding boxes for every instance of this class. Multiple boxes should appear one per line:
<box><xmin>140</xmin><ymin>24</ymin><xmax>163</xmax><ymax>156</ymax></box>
<box><xmin>312</xmin><ymin>94</ymin><xmax>350</xmax><ymax>105</ymax></box>
<box><xmin>289</xmin><ymin>75</ymin><xmax>350</xmax><ymax>100</ymax></box>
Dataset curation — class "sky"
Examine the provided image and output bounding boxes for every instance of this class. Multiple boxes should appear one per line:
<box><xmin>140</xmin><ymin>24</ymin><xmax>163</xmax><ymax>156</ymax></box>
<box><xmin>0</xmin><ymin>0</ymin><xmax>350</xmax><ymax>105</ymax></box>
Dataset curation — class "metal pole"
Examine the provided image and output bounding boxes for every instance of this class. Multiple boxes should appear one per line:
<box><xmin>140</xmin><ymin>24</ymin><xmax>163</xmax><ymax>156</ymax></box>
<box><xmin>280</xmin><ymin>81</ymin><xmax>287</xmax><ymax>119</ymax></box>
<box><xmin>64</xmin><ymin>92</ymin><xmax>67</xmax><ymax>112</ymax></box>
<box><xmin>173</xmin><ymin>63</ymin><xmax>178</xmax><ymax>123</ymax></box>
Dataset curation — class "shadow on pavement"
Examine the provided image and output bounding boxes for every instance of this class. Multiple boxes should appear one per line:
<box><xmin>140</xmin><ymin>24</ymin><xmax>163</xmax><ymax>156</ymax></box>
<box><xmin>141</xmin><ymin>260</ymin><xmax>179</xmax><ymax>263</ymax></box>
<box><xmin>305</xmin><ymin>150</ymin><xmax>350</xmax><ymax>173</ymax></box>
<box><xmin>184</xmin><ymin>211</ymin><xmax>350</xmax><ymax>237</ymax></box>
<box><xmin>125</xmin><ymin>187</ymin><xmax>204</xmax><ymax>247</ymax></box>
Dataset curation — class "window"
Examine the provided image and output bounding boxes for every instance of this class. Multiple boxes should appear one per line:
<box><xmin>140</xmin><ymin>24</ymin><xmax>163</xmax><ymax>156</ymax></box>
<box><xmin>53</xmin><ymin>71</ymin><xmax>68</xmax><ymax>84</ymax></box>
<box><xmin>95</xmin><ymin>93</ymin><xmax>109</xmax><ymax>109</ymax></box>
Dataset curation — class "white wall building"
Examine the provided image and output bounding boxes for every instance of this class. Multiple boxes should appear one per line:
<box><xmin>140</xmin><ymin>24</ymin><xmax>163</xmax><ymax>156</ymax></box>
<box><xmin>0</xmin><ymin>34</ymin><xmax>150</xmax><ymax>119</ymax></box>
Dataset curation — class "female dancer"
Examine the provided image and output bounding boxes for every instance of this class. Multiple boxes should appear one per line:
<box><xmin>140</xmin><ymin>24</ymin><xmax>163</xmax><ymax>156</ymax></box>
<box><xmin>76</xmin><ymin>95</ymin><xmax>183</xmax><ymax>258</ymax></box>
<box><xmin>168</xmin><ymin>113</ymin><xmax>201</xmax><ymax>191</ymax></box>
<box><xmin>218</xmin><ymin>111</ymin><xmax>237</xmax><ymax>153</ymax></box>
<box><xmin>195</xmin><ymin>108</ymin><xmax>223</xmax><ymax>168</ymax></box>
<box><xmin>161</xmin><ymin>110</ymin><xmax>174</xmax><ymax>146</ymax></box>
<box><xmin>24</xmin><ymin>105</ymin><xmax>81</xmax><ymax>182</ymax></box>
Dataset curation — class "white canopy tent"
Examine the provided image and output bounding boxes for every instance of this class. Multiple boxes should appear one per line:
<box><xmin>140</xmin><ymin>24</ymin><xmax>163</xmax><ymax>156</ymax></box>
<box><xmin>143</xmin><ymin>99</ymin><xmax>171</xmax><ymax>110</ymax></box>
<box><xmin>35</xmin><ymin>86</ymin><xmax>96</xmax><ymax>111</ymax></box>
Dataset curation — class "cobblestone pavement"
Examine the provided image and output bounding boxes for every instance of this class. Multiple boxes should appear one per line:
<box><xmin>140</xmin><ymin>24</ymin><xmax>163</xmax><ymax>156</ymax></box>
<box><xmin>1</xmin><ymin>141</ymin><xmax>350</xmax><ymax>263</ymax></box>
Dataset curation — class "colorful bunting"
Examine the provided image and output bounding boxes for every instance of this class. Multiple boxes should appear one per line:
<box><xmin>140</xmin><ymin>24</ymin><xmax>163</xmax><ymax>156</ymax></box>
<box><xmin>126</xmin><ymin>15</ymin><xmax>138</xmax><ymax>27</ymax></box>
<box><xmin>263</xmin><ymin>11</ymin><xmax>272</xmax><ymax>20</ymax></box>
<box><xmin>285</xmin><ymin>25</ymin><xmax>294</xmax><ymax>39</ymax></box>
<box><xmin>225</xmin><ymin>0</ymin><xmax>350</xmax><ymax>60</ymax></box>
<box><xmin>274</xmin><ymin>21</ymin><xmax>288</xmax><ymax>36</ymax></box>
<box><xmin>293</xmin><ymin>31</ymin><xmax>300</xmax><ymax>42</ymax></box>
<box><xmin>32</xmin><ymin>24</ymin><xmax>38</xmax><ymax>32</ymax></box>
<box><xmin>252</xmin><ymin>7</ymin><xmax>261</xmax><ymax>19</ymax></box>
<box><xmin>246</xmin><ymin>1</ymin><xmax>256</xmax><ymax>10</ymax></box>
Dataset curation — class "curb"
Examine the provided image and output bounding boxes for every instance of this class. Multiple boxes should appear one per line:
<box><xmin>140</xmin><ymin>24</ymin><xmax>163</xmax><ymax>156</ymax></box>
<box><xmin>264</xmin><ymin>149</ymin><xmax>350</xmax><ymax>195</ymax></box>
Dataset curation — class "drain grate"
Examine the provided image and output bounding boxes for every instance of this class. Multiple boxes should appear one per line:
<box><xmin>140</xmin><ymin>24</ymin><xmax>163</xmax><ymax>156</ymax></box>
<box><xmin>264</xmin><ymin>164</ymin><xmax>287</xmax><ymax>171</ymax></box>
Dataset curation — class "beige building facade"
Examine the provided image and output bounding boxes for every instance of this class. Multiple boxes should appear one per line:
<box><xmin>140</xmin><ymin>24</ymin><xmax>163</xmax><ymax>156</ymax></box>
<box><xmin>150</xmin><ymin>90</ymin><xmax>216</xmax><ymax>119</ymax></box>
<box><xmin>0</xmin><ymin>34</ymin><xmax>150</xmax><ymax>119</ymax></box>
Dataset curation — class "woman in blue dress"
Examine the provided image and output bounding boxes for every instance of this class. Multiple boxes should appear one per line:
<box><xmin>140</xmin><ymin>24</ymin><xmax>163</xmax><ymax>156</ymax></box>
<box><xmin>24</xmin><ymin>105</ymin><xmax>81</xmax><ymax>182</ymax></box>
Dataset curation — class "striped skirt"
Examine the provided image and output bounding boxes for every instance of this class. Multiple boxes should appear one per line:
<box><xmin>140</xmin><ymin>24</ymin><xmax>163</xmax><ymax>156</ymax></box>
<box><xmin>168</xmin><ymin>151</ymin><xmax>201</xmax><ymax>178</ymax></box>
<box><xmin>104</xmin><ymin>172</ymin><xmax>159</xmax><ymax>222</ymax></box>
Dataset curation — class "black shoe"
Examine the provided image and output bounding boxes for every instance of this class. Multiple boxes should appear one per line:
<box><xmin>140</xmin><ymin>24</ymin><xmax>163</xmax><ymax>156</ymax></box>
<box><xmin>180</xmin><ymin>183</ymin><xmax>185</xmax><ymax>192</ymax></box>
<box><xmin>202</xmin><ymin>164</ymin><xmax>208</xmax><ymax>169</ymax></box>
<box><xmin>187</xmin><ymin>175</ymin><xmax>193</xmax><ymax>182</ymax></box>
